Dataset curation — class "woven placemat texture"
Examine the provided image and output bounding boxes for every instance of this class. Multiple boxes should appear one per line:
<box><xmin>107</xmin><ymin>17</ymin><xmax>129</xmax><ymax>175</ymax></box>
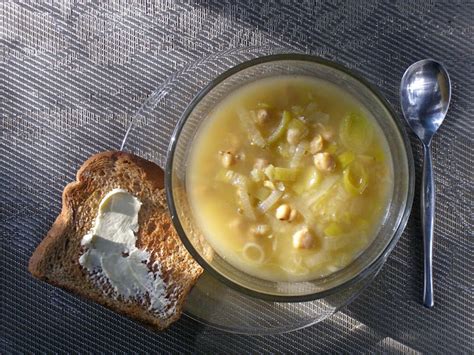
<box><xmin>1</xmin><ymin>0</ymin><xmax>472</xmax><ymax>353</ymax></box>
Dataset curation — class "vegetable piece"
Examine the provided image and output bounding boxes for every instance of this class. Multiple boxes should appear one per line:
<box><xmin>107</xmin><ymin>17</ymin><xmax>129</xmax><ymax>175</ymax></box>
<box><xmin>316</xmin><ymin>122</ymin><xmax>334</xmax><ymax>140</ymax></box>
<box><xmin>236</xmin><ymin>187</ymin><xmax>256</xmax><ymax>219</ymax></box>
<box><xmin>288</xmin><ymin>118</ymin><xmax>308</xmax><ymax>133</ymax></box>
<box><xmin>263</xmin><ymin>180</ymin><xmax>276</xmax><ymax>190</ymax></box>
<box><xmin>277</xmin><ymin>142</ymin><xmax>292</xmax><ymax>158</ymax></box>
<box><xmin>290</xmin><ymin>141</ymin><xmax>309</xmax><ymax>168</ymax></box>
<box><xmin>292</xmin><ymin>166</ymin><xmax>320</xmax><ymax>194</ymax></box>
<box><xmin>254</xmin><ymin>187</ymin><xmax>271</xmax><ymax>201</ymax></box>
<box><xmin>291</xmin><ymin>105</ymin><xmax>304</xmax><ymax>117</ymax></box>
<box><xmin>258</xmin><ymin>190</ymin><xmax>283</xmax><ymax>213</ymax></box>
<box><xmin>343</xmin><ymin>161</ymin><xmax>369</xmax><ymax>195</ymax></box>
<box><xmin>286</xmin><ymin>119</ymin><xmax>309</xmax><ymax>145</ymax></box>
<box><xmin>227</xmin><ymin>170</ymin><xmax>248</xmax><ymax>188</ymax></box>
<box><xmin>264</xmin><ymin>165</ymin><xmax>275</xmax><ymax>180</ymax></box>
<box><xmin>305</xmin><ymin>174</ymin><xmax>339</xmax><ymax>206</ymax></box>
<box><xmin>267</xmin><ymin>110</ymin><xmax>292</xmax><ymax>144</ymax></box>
<box><xmin>254</xmin><ymin>158</ymin><xmax>269</xmax><ymax>169</ymax></box>
<box><xmin>286</xmin><ymin>128</ymin><xmax>301</xmax><ymax>145</ymax></box>
<box><xmin>339</xmin><ymin>112</ymin><xmax>373</xmax><ymax>153</ymax></box>
<box><xmin>237</xmin><ymin>108</ymin><xmax>266</xmax><ymax>147</ymax></box>
<box><xmin>324</xmin><ymin>222</ymin><xmax>343</xmax><ymax>237</ymax></box>
<box><xmin>337</xmin><ymin>151</ymin><xmax>355</xmax><ymax>169</ymax></box>
<box><xmin>325</xmin><ymin>142</ymin><xmax>338</xmax><ymax>154</ymax></box>
<box><xmin>250</xmin><ymin>168</ymin><xmax>265</xmax><ymax>182</ymax></box>
<box><xmin>270</xmin><ymin>167</ymin><xmax>299</xmax><ymax>181</ymax></box>
<box><xmin>250</xmin><ymin>224</ymin><xmax>271</xmax><ymax>236</ymax></box>
<box><xmin>275</xmin><ymin>182</ymin><xmax>286</xmax><ymax>191</ymax></box>
<box><xmin>257</xmin><ymin>102</ymin><xmax>272</xmax><ymax>109</ymax></box>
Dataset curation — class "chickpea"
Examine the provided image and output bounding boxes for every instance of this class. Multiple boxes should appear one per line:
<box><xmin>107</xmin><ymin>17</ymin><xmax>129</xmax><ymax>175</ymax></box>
<box><xmin>220</xmin><ymin>151</ymin><xmax>234</xmax><ymax>168</ymax></box>
<box><xmin>275</xmin><ymin>204</ymin><xmax>291</xmax><ymax>220</ymax></box>
<box><xmin>292</xmin><ymin>227</ymin><xmax>314</xmax><ymax>249</ymax></box>
<box><xmin>310</xmin><ymin>134</ymin><xmax>324</xmax><ymax>154</ymax></box>
<box><xmin>313</xmin><ymin>152</ymin><xmax>336</xmax><ymax>172</ymax></box>
<box><xmin>255</xmin><ymin>109</ymin><xmax>269</xmax><ymax>124</ymax></box>
<box><xmin>287</xmin><ymin>128</ymin><xmax>301</xmax><ymax>145</ymax></box>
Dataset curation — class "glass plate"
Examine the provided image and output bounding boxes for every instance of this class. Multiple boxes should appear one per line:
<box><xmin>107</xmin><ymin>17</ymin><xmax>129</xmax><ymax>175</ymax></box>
<box><xmin>121</xmin><ymin>47</ymin><xmax>381</xmax><ymax>334</ymax></box>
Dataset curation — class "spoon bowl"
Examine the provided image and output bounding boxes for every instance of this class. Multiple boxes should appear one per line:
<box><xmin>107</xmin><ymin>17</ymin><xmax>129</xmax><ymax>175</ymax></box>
<box><xmin>400</xmin><ymin>59</ymin><xmax>451</xmax><ymax>144</ymax></box>
<box><xmin>400</xmin><ymin>59</ymin><xmax>451</xmax><ymax>308</ymax></box>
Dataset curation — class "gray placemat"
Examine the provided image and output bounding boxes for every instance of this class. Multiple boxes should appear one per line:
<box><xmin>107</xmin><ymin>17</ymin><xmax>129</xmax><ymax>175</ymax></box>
<box><xmin>1</xmin><ymin>0</ymin><xmax>472</xmax><ymax>353</ymax></box>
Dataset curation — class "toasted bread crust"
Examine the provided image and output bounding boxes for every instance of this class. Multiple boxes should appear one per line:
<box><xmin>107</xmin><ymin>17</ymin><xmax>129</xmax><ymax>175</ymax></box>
<box><xmin>28</xmin><ymin>151</ymin><xmax>202</xmax><ymax>330</ymax></box>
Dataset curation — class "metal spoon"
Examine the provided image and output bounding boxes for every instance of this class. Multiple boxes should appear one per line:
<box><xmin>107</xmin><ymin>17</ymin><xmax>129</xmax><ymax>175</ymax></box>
<box><xmin>400</xmin><ymin>59</ymin><xmax>451</xmax><ymax>308</ymax></box>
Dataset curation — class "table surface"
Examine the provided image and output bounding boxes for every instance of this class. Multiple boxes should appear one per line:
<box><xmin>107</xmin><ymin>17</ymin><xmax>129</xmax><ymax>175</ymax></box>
<box><xmin>1</xmin><ymin>0</ymin><xmax>473</xmax><ymax>353</ymax></box>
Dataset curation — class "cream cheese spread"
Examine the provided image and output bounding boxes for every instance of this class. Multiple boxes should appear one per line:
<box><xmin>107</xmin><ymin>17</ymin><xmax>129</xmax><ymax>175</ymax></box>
<box><xmin>79</xmin><ymin>188</ymin><xmax>170</xmax><ymax>313</ymax></box>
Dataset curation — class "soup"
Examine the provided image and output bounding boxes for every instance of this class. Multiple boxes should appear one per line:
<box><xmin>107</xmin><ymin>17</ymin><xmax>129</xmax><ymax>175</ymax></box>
<box><xmin>186</xmin><ymin>76</ymin><xmax>393</xmax><ymax>282</ymax></box>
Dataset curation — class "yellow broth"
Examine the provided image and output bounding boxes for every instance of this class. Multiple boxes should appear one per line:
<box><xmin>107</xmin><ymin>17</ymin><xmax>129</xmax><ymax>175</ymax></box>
<box><xmin>186</xmin><ymin>76</ymin><xmax>393</xmax><ymax>282</ymax></box>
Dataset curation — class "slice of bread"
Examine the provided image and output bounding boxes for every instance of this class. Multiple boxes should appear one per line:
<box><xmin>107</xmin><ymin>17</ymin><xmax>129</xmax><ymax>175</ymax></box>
<box><xmin>28</xmin><ymin>151</ymin><xmax>203</xmax><ymax>330</ymax></box>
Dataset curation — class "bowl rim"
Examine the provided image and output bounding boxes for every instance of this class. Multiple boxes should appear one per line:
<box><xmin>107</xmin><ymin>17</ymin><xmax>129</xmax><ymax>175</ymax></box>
<box><xmin>166</xmin><ymin>53</ymin><xmax>415</xmax><ymax>302</ymax></box>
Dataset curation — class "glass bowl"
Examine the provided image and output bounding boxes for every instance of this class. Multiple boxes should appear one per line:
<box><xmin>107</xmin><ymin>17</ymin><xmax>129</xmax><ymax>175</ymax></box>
<box><xmin>166</xmin><ymin>54</ymin><xmax>414</xmax><ymax>302</ymax></box>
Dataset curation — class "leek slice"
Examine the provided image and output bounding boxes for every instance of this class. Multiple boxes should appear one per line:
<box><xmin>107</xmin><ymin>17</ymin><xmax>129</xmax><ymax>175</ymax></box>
<box><xmin>267</xmin><ymin>110</ymin><xmax>291</xmax><ymax>144</ymax></box>
<box><xmin>337</xmin><ymin>151</ymin><xmax>355</xmax><ymax>169</ymax></box>
<box><xmin>257</xmin><ymin>102</ymin><xmax>272</xmax><ymax>109</ymax></box>
<box><xmin>272</xmin><ymin>167</ymin><xmax>299</xmax><ymax>181</ymax></box>
<box><xmin>324</xmin><ymin>222</ymin><xmax>343</xmax><ymax>237</ymax></box>
<box><xmin>250</xmin><ymin>168</ymin><xmax>265</xmax><ymax>182</ymax></box>
<box><xmin>254</xmin><ymin>187</ymin><xmax>271</xmax><ymax>201</ymax></box>
<box><xmin>237</xmin><ymin>108</ymin><xmax>265</xmax><ymax>147</ymax></box>
<box><xmin>277</xmin><ymin>142</ymin><xmax>291</xmax><ymax>158</ymax></box>
<box><xmin>265</xmin><ymin>165</ymin><xmax>299</xmax><ymax>182</ymax></box>
<box><xmin>236</xmin><ymin>187</ymin><xmax>256</xmax><ymax>220</ymax></box>
<box><xmin>264</xmin><ymin>165</ymin><xmax>275</xmax><ymax>180</ymax></box>
<box><xmin>339</xmin><ymin>112</ymin><xmax>373</xmax><ymax>153</ymax></box>
<box><xmin>221</xmin><ymin>170</ymin><xmax>248</xmax><ymax>187</ymax></box>
<box><xmin>287</xmin><ymin>118</ymin><xmax>309</xmax><ymax>138</ymax></box>
<box><xmin>290</xmin><ymin>141</ymin><xmax>309</xmax><ymax>168</ymax></box>
<box><xmin>343</xmin><ymin>161</ymin><xmax>369</xmax><ymax>195</ymax></box>
<box><xmin>326</xmin><ymin>142</ymin><xmax>339</xmax><ymax>154</ymax></box>
<box><xmin>291</xmin><ymin>105</ymin><xmax>304</xmax><ymax>116</ymax></box>
<box><xmin>258</xmin><ymin>190</ymin><xmax>283</xmax><ymax>213</ymax></box>
<box><xmin>292</xmin><ymin>166</ymin><xmax>320</xmax><ymax>194</ymax></box>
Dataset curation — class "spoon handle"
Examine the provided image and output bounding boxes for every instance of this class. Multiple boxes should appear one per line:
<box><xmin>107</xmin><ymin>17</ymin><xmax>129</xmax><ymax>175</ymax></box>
<box><xmin>422</xmin><ymin>143</ymin><xmax>435</xmax><ymax>308</ymax></box>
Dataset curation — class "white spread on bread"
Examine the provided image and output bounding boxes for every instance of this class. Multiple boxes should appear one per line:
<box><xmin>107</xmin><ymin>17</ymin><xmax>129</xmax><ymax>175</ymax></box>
<box><xmin>79</xmin><ymin>188</ymin><xmax>171</xmax><ymax>313</ymax></box>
